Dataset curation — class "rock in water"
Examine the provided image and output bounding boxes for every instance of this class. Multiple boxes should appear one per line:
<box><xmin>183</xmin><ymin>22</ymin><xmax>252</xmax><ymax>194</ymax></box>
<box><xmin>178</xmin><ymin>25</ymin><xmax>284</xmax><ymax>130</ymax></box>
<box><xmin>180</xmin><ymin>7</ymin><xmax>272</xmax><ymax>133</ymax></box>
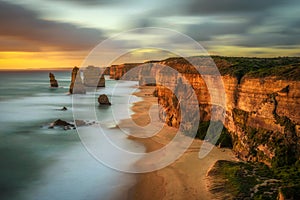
<box><xmin>69</xmin><ymin>66</ymin><xmax>86</xmax><ymax>94</ymax></box>
<box><xmin>48</xmin><ymin>119</ymin><xmax>75</xmax><ymax>130</ymax></box>
<box><xmin>74</xmin><ymin>120</ymin><xmax>86</xmax><ymax>126</ymax></box>
<box><xmin>49</xmin><ymin>73</ymin><xmax>58</xmax><ymax>87</ymax></box>
<box><xmin>98</xmin><ymin>94</ymin><xmax>111</xmax><ymax>105</ymax></box>
<box><xmin>83</xmin><ymin>66</ymin><xmax>105</xmax><ymax>87</ymax></box>
<box><xmin>61</xmin><ymin>106</ymin><xmax>67</xmax><ymax>111</ymax></box>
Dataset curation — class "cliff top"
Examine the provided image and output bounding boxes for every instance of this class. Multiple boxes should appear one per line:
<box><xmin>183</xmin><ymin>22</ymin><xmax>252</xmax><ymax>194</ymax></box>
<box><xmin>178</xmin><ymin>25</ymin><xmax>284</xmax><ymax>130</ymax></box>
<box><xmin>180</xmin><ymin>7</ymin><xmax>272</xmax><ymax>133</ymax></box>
<box><xmin>158</xmin><ymin>56</ymin><xmax>300</xmax><ymax>81</ymax></box>
<box><xmin>214</xmin><ymin>56</ymin><xmax>300</xmax><ymax>81</ymax></box>
<box><xmin>109</xmin><ymin>56</ymin><xmax>300</xmax><ymax>81</ymax></box>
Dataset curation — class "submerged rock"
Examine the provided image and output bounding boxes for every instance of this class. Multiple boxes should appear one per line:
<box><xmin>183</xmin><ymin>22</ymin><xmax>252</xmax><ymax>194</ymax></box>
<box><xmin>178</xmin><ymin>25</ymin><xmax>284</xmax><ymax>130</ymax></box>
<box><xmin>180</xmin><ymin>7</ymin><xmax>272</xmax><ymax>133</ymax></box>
<box><xmin>98</xmin><ymin>94</ymin><xmax>111</xmax><ymax>105</ymax></box>
<box><xmin>69</xmin><ymin>66</ymin><xmax>86</xmax><ymax>94</ymax></box>
<box><xmin>49</xmin><ymin>73</ymin><xmax>58</xmax><ymax>87</ymax></box>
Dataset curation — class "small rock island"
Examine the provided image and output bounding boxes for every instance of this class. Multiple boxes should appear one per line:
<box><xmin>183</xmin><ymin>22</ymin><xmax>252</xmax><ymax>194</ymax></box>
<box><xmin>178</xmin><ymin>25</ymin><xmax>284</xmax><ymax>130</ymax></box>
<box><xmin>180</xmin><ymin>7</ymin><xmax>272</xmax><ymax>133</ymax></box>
<box><xmin>98</xmin><ymin>94</ymin><xmax>111</xmax><ymax>105</ymax></box>
<box><xmin>49</xmin><ymin>72</ymin><xmax>58</xmax><ymax>87</ymax></box>
<box><xmin>69</xmin><ymin>66</ymin><xmax>86</xmax><ymax>94</ymax></box>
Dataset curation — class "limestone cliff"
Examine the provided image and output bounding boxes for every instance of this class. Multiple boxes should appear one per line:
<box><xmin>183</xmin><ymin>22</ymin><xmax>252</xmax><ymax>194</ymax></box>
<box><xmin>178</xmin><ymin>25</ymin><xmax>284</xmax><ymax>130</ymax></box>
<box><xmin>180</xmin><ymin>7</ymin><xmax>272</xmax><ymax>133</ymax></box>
<box><xmin>109</xmin><ymin>63</ymin><xmax>143</xmax><ymax>80</ymax></box>
<box><xmin>108</xmin><ymin>56</ymin><xmax>300</xmax><ymax>166</ymax></box>
<box><xmin>155</xmin><ymin>56</ymin><xmax>300</xmax><ymax>166</ymax></box>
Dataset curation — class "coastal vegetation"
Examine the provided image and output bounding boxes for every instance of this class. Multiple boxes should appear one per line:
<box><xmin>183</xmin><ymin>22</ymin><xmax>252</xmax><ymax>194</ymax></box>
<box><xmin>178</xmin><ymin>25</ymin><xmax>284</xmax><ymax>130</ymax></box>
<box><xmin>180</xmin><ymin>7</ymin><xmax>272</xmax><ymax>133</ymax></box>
<box><xmin>213</xmin><ymin>56</ymin><xmax>300</xmax><ymax>81</ymax></box>
<box><xmin>208</xmin><ymin>160</ymin><xmax>300</xmax><ymax>200</ymax></box>
<box><xmin>195</xmin><ymin>121</ymin><xmax>233</xmax><ymax>148</ymax></box>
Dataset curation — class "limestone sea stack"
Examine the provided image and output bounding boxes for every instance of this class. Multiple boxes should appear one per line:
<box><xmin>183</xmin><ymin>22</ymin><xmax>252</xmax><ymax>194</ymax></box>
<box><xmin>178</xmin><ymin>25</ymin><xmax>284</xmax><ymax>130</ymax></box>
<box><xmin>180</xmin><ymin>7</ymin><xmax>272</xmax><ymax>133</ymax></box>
<box><xmin>69</xmin><ymin>66</ymin><xmax>86</xmax><ymax>94</ymax></box>
<box><xmin>83</xmin><ymin>66</ymin><xmax>105</xmax><ymax>87</ymax></box>
<box><xmin>49</xmin><ymin>72</ymin><xmax>58</xmax><ymax>87</ymax></box>
<box><xmin>98</xmin><ymin>94</ymin><xmax>111</xmax><ymax>105</ymax></box>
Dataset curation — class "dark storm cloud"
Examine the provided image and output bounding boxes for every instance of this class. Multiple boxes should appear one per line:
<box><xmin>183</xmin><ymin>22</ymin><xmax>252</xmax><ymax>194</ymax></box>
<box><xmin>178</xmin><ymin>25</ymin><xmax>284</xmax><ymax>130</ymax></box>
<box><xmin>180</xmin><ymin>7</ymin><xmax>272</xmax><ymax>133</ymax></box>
<box><xmin>183</xmin><ymin>21</ymin><xmax>250</xmax><ymax>41</ymax></box>
<box><xmin>0</xmin><ymin>1</ymin><xmax>104</xmax><ymax>51</ymax></box>
<box><xmin>41</xmin><ymin>0</ymin><xmax>123</xmax><ymax>6</ymax></box>
<box><xmin>0</xmin><ymin>38</ymin><xmax>41</xmax><ymax>51</ymax></box>
<box><xmin>148</xmin><ymin>0</ymin><xmax>300</xmax><ymax>48</ymax></box>
<box><xmin>175</xmin><ymin>0</ymin><xmax>293</xmax><ymax>15</ymax></box>
<box><xmin>234</xmin><ymin>32</ymin><xmax>300</xmax><ymax>47</ymax></box>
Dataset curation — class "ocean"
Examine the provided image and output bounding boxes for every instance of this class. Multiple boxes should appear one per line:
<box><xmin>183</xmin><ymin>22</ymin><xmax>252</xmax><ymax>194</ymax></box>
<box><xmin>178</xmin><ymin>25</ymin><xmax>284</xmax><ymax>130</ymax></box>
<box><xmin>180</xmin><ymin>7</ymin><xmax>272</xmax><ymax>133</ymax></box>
<box><xmin>0</xmin><ymin>71</ymin><xmax>144</xmax><ymax>200</ymax></box>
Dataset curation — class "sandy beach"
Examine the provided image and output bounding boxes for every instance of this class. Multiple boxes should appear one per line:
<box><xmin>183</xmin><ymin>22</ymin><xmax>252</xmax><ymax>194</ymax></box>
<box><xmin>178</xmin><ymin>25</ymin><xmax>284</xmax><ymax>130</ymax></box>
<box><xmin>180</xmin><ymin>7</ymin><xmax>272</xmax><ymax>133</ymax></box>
<box><xmin>119</xmin><ymin>86</ymin><xmax>237</xmax><ymax>200</ymax></box>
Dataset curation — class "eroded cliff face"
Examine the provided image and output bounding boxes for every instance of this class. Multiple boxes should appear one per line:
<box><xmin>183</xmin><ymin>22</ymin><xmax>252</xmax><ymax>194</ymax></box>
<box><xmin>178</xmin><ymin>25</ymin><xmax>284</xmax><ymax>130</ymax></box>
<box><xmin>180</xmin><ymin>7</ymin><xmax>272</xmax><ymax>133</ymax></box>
<box><xmin>223</xmin><ymin>76</ymin><xmax>300</xmax><ymax>165</ymax></box>
<box><xmin>155</xmin><ymin>58</ymin><xmax>300</xmax><ymax>166</ymax></box>
<box><xmin>109</xmin><ymin>57</ymin><xmax>300</xmax><ymax>166</ymax></box>
<box><xmin>110</xmin><ymin>63</ymin><xmax>143</xmax><ymax>80</ymax></box>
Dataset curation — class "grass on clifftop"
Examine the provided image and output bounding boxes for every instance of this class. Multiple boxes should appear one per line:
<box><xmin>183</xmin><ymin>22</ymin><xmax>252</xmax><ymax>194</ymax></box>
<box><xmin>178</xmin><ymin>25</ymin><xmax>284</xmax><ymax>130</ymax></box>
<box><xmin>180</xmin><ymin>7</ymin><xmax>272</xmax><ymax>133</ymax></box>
<box><xmin>207</xmin><ymin>160</ymin><xmax>300</xmax><ymax>200</ymax></box>
<box><xmin>213</xmin><ymin>56</ymin><xmax>300</xmax><ymax>81</ymax></box>
<box><xmin>158</xmin><ymin>56</ymin><xmax>300</xmax><ymax>81</ymax></box>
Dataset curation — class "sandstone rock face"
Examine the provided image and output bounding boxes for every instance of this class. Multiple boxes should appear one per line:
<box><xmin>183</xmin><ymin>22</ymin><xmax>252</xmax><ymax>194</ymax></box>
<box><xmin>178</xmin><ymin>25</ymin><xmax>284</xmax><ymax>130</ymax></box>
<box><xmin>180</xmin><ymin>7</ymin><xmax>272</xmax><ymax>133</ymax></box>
<box><xmin>69</xmin><ymin>66</ymin><xmax>86</xmax><ymax>94</ymax></box>
<box><xmin>83</xmin><ymin>66</ymin><xmax>105</xmax><ymax>87</ymax></box>
<box><xmin>107</xmin><ymin>56</ymin><xmax>300</xmax><ymax>166</ymax></box>
<box><xmin>154</xmin><ymin>57</ymin><xmax>300</xmax><ymax>166</ymax></box>
<box><xmin>98</xmin><ymin>94</ymin><xmax>111</xmax><ymax>105</ymax></box>
<box><xmin>103</xmin><ymin>67</ymin><xmax>110</xmax><ymax>75</ymax></box>
<box><xmin>109</xmin><ymin>63</ymin><xmax>143</xmax><ymax>80</ymax></box>
<box><xmin>49</xmin><ymin>73</ymin><xmax>58</xmax><ymax>87</ymax></box>
<box><xmin>110</xmin><ymin>62</ymin><xmax>162</xmax><ymax>85</ymax></box>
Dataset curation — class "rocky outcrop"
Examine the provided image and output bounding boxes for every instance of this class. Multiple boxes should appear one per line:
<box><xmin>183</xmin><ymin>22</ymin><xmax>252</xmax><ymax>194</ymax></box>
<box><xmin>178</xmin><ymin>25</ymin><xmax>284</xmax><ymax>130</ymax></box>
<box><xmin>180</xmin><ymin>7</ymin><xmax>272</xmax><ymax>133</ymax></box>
<box><xmin>98</xmin><ymin>94</ymin><xmax>111</xmax><ymax>105</ymax></box>
<box><xmin>69</xmin><ymin>66</ymin><xmax>86</xmax><ymax>94</ymax></box>
<box><xmin>103</xmin><ymin>67</ymin><xmax>110</xmax><ymax>75</ymax></box>
<box><xmin>49</xmin><ymin>73</ymin><xmax>58</xmax><ymax>87</ymax></box>
<box><xmin>83</xmin><ymin>66</ymin><xmax>105</xmax><ymax>87</ymax></box>
<box><xmin>49</xmin><ymin>119</ymin><xmax>75</xmax><ymax>130</ymax></box>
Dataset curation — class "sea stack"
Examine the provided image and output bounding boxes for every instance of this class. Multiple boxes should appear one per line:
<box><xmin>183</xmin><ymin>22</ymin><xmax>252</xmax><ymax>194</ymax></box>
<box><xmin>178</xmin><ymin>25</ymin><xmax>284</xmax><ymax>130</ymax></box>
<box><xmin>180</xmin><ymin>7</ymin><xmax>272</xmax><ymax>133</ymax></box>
<box><xmin>83</xmin><ymin>65</ymin><xmax>105</xmax><ymax>87</ymax></box>
<box><xmin>49</xmin><ymin>73</ymin><xmax>58</xmax><ymax>87</ymax></box>
<box><xmin>69</xmin><ymin>66</ymin><xmax>86</xmax><ymax>94</ymax></box>
<box><xmin>98</xmin><ymin>94</ymin><xmax>111</xmax><ymax>105</ymax></box>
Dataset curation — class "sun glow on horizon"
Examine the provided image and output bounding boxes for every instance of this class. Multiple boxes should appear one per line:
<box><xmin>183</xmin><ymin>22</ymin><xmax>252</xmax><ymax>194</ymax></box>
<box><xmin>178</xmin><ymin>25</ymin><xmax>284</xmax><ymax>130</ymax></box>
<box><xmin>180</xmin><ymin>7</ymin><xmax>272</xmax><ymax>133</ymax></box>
<box><xmin>1</xmin><ymin>45</ymin><xmax>300</xmax><ymax>70</ymax></box>
<box><xmin>0</xmin><ymin>51</ymin><xmax>88</xmax><ymax>70</ymax></box>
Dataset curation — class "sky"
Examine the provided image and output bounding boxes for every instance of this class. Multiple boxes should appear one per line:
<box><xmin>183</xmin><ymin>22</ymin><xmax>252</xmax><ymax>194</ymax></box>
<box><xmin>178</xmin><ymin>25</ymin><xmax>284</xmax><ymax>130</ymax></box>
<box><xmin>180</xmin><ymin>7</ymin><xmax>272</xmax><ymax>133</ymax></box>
<box><xmin>0</xmin><ymin>0</ymin><xmax>300</xmax><ymax>69</ymax></box>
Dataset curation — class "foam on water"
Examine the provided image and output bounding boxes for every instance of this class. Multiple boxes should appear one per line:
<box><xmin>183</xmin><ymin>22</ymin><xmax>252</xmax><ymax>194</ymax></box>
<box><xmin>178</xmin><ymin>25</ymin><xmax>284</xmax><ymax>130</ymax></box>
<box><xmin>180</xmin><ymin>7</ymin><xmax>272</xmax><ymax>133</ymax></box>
<box><xmin>0</xmin><ymin>72</ymin><xmax>144</xmax><ymax>200</ymax></box>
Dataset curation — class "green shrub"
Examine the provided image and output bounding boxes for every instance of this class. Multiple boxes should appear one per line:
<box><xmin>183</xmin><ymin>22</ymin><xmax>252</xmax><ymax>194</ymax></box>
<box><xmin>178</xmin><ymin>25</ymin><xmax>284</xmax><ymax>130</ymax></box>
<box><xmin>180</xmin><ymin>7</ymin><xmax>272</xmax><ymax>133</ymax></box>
<box><xmin>195</xmin><ymin>120</ymin><xmax>233</xmax><ymax>148</ymax></box>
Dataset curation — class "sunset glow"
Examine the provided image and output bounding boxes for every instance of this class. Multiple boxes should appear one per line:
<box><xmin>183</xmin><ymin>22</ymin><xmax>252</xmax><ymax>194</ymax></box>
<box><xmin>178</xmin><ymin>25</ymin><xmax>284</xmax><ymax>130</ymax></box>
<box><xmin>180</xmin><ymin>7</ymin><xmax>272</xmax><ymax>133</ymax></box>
<box><xmin>0</xmin><ymin>0</ymin><xmax>300</xmax><ymax>69</ymax></box>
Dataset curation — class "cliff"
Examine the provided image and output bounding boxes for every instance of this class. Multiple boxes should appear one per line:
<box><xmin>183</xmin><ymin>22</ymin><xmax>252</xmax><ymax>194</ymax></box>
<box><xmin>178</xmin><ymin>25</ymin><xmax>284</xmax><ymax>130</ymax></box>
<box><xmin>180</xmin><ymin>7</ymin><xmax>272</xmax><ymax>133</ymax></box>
<box><xmin>109</xmin><ymin>56</ymin><xmax>300</xmax><ymax>166</ymax></box>
<box><xmin>110</xmin><ymin>63</ymin><xmax>143</xmax><ymax>80</ymax></box>
<box><xmin>154</xmin><ymin>56</ymin><xmax>300</xmax><ymax>166</ymax></box>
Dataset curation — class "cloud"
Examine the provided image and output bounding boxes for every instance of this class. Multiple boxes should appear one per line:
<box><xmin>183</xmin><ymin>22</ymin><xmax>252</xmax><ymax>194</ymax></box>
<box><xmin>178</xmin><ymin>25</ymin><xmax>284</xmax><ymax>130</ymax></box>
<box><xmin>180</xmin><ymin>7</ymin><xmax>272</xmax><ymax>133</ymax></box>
<box><xmin>184</xmin><ymin>0</ymin><xmax>289</xmax><ymax>15</ymax></box>
<box><xmin>231</xmin><ymin>33</ymin><xmax>300</xmax><ymax>47</ymax></box>
<box><xmin>182</xmin><ymin>20</ymin><xmax>251</xmax><ymax>41</ymax></box>
<box><xmin>0</xmin><ymin>1</ymin><xmax>104</xmax><ymax>51</ymax></box>
<box><xmin>42</xmin><ymin>0</ymin><xmax>122</xmax><ymax>6</ymax></box>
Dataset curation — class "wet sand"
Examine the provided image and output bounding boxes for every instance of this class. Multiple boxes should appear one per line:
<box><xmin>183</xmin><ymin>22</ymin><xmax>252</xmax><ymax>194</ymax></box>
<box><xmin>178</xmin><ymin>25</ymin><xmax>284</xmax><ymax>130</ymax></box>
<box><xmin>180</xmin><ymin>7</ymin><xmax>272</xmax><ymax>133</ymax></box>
<box><xmin>121</xmin><ymin>86</ymin><xmax>237</xmax><ymax>200</ymax></box>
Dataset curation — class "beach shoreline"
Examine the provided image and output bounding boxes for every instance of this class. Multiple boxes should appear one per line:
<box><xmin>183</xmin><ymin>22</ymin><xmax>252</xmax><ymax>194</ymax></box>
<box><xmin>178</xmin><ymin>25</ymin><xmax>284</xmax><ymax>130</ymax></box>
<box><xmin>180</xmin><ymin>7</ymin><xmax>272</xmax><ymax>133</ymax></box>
<box><xmin>119</xmin><ymin>86</ymin><xmax>237</xmax><ymax>200</ymax></box>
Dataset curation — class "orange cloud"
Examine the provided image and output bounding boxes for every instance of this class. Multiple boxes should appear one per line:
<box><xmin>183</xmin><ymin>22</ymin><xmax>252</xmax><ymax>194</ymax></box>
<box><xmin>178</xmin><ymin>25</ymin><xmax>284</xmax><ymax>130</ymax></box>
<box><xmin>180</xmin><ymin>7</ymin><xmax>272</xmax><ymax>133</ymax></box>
<box><xmin>0</xmin><ymin>51</ymin><xmax>87</xmax><ymax>70</ymax></box>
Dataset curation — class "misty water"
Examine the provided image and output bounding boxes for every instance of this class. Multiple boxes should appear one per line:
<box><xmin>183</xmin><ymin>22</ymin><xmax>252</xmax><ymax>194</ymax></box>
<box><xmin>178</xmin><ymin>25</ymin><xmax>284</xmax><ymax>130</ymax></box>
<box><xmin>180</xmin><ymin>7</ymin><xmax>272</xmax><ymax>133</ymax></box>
<box><xmin>0</xmin><ymin>71</ymin><xmax>145</xmax><ymax>200</ymax></box>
